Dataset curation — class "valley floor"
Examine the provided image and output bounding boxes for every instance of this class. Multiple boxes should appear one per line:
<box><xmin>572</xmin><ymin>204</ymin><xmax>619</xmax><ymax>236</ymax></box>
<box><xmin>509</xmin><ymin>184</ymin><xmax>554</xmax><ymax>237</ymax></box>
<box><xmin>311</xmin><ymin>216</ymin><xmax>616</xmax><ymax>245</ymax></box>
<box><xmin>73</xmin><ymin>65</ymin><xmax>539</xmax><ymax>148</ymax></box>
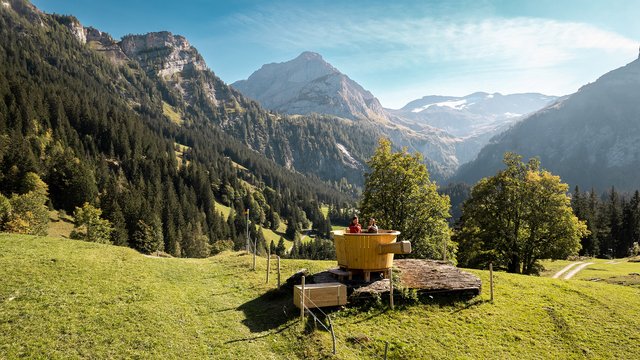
<box><xmin>1</xmin><ymin>234</ymin><xmax>639</xmax><ymax>359</ymax></box>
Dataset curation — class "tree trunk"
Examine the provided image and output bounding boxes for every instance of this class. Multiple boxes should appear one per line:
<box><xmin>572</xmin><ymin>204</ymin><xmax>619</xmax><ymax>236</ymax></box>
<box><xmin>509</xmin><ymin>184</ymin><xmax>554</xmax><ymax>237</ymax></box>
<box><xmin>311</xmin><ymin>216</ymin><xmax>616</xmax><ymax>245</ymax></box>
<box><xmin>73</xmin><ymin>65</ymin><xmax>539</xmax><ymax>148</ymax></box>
<box><xmin>507</xmin><ymin>254</ymin><xmax>521</xmax><ymax>273</ymax></box>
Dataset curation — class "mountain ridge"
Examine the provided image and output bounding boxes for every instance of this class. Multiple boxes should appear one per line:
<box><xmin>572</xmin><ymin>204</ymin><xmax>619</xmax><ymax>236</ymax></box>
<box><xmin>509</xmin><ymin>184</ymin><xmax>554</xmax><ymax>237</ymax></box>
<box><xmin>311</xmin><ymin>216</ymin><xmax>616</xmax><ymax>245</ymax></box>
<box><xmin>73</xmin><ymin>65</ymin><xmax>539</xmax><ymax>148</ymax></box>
<box><xmin>232</xmin><ymin>51</ymin><xmax>389</xmax><ymax>123</ymax></box>
<box><xmin>454</xmin><ymin>57</ymin><xmax>640</xmax><ymax>192</ymax></box>
<box><xmin>233</xmin><ymin>52</ymin><xmax>558</xmax><ymax>177</ymax></box>
<box><xmin>58</xmin><ymin>20</ymin><xmax>383</xmax><ymax>187</ymax></box>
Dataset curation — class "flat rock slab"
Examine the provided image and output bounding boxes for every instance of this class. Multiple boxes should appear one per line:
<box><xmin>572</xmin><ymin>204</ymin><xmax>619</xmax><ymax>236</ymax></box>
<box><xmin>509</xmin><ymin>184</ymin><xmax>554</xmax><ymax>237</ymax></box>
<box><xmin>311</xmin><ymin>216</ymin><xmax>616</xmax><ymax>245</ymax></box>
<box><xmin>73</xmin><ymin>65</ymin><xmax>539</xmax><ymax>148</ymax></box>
<box><xmin>312</xmin><ymin>259</ymin><xmax>482</xmax><ymax>299</ymax></box>
<box><xmin>394</xmin><ymin>259</ymin><xmax>482</xmax><ymax>295</ymax></box>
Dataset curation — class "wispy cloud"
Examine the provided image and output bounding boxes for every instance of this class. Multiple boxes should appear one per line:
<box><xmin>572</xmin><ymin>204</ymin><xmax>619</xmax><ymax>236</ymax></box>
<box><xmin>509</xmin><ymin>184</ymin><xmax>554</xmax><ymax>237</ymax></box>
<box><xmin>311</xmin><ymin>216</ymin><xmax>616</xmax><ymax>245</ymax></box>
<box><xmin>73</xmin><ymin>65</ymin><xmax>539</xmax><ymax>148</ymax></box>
<box><xmin>228</xmin><ymin>5</ymin><xmax>635</xmax><ymax>71</ymax></box>
<box><xmin>222</xmin><ymin>3</ymin><xmax>637</xmax><ymax>107</ymax></box>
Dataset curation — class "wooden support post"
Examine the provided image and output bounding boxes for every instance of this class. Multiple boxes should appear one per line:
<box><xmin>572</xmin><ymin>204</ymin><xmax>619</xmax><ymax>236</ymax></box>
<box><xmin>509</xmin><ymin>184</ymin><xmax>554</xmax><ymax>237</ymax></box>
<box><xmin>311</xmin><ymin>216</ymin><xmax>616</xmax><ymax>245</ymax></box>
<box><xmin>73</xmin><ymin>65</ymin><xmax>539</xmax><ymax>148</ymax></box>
<box><xmin>364</xmin><ymin>271</ymin><xmax>371</xmax><ymax>282</ymax></box>
<box><xmin>384</xmin><ymin>341</ymin><xmax>389</xmax><ymax>359</ymax></box>
<box><xmin>489</xmin><ymin>262</ymin><xmax>494</xmax><ymax>302</ymax></box>
<box><xmin>266</xmin><ymin>250</ymin><xmax>271</xmax><ymax>284</ymax></box>
<box><xmin>329</xmin><ymin>316</ymin><xmax>337</xmax><ymax>355</ymax></box>
<box><xmin>252</xmin><ymin>239</ymin><xmax>256</xmax><ymax>271</ymax></box>
<box><xmin>300</xmin><ymin>275</ymin><xmax>305</xmax><ymax>328</ymax></box>
<box><xmin>389</xmin><ymin>267</ymin><xmax>394</xmax><ymax>310</ymax></box>
<box><xmin>277</xmin><ymin>256</ymin><xmax>281</xmax><ymax>289</ymax></box>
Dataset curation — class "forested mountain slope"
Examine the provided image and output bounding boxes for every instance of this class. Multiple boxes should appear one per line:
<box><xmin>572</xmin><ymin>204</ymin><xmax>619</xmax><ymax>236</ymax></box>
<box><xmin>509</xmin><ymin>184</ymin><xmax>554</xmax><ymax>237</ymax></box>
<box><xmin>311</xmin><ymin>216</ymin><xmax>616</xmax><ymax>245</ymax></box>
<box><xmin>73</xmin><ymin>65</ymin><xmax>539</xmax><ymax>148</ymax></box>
<box><xmin>232</xmin><ymin>52</ymin><xmax>473</xmax><ymax>180</ymax></box>
<box><xmin>111</xmin><ymin>32</ymin><xmax>381</xmax><ymax>187</ymax></box>
<box><xmin>455</xmin><ymin>57</ymin><xmax>640</xmax><ymax>192</ymax></box>
<box><xmin>0</xmin><ymin>0</ymin><xmax>347</xmax><ymax>256</ymax></box>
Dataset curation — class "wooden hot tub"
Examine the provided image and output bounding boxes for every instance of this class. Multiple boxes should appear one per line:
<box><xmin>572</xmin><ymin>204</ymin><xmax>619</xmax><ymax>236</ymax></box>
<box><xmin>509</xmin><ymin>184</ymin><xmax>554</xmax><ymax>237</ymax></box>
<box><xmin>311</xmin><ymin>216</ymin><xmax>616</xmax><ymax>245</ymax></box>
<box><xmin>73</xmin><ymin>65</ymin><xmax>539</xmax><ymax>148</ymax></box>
<box><xmin>331</xmin><ymin>230</ymin><xmax>404</xmax><ymax>273</ymax></box>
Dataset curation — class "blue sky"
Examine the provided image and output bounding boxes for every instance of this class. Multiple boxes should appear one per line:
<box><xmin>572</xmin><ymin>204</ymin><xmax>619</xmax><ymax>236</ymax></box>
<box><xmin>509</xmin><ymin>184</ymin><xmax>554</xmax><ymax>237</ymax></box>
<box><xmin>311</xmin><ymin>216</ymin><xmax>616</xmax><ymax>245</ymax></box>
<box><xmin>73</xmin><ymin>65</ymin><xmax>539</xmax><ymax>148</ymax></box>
<box><xmin>32</xmin><ymin>0</ymin><xmax>640</xmax><ymax>108</ymax></box>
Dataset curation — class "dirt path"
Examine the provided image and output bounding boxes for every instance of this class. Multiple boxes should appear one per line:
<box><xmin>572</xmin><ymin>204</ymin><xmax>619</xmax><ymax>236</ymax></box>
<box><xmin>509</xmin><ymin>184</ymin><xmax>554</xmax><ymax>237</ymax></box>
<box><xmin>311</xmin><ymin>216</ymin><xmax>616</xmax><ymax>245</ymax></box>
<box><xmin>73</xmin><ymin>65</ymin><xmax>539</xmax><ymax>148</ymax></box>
<box><xmin>552</xmin><ymin>262</ymin><xmax>583</xmax><ymax>279</ymax></box>
<box><xmin>562</xmin><ymin>262</ymin><xmax>594</xmax><ymax>280</ymax></box>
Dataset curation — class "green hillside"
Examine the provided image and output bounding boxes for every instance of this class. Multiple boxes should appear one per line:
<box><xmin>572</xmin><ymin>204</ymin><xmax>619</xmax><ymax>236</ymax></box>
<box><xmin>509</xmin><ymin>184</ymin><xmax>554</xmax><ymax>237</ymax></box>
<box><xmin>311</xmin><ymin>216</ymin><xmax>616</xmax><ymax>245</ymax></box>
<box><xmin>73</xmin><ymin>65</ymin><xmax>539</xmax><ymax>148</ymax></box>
<box><xmin>1</xmin><ymin>234</ymin><xmax>639</xmax><ymax>359</ymax></box>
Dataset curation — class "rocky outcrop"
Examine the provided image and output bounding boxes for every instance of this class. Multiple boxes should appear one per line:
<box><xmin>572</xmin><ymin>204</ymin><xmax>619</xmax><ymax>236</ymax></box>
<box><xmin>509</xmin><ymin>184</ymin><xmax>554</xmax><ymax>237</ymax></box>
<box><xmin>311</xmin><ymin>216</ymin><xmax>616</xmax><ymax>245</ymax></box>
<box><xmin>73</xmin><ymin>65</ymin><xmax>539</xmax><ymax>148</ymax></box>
<box><xmin>3</xmin><ymin>0</ymin><xmax>44</xmax><ymax>27</ymax></box>
<box><xmin>57</xmin><ymin>15</ymin><xmax>127</xmax><ymax>64</ymax></box>
<box><xmin>120</xmin><ymin>32</ymin><xmax>207</xmax><ymax>77</ymax></box>
<box><xmin>68</xmin><ymin>19</ymin><xmax>86</xmax><ymax>44</ymax></box>
<box><xmin>120</xmin><ymin>32</ymin><xmax>216</xmax><ymax>105</ymax></box>
<box><xmin>232</xmin><ymin>51</ymin><xmax>389</xmax><ymax>122</ymax></box>
<box><xmin>85</xmin><ymin>27</ymin><xmax>127</xmax><ymax>63</ymax></box>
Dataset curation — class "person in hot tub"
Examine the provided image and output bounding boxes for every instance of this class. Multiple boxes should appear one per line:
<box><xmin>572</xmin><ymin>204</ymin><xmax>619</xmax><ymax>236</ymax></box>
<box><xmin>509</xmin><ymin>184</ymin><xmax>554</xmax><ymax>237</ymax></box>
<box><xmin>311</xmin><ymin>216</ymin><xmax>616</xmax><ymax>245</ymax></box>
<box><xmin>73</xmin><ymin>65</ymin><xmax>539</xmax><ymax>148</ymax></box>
<box><xmin>367</xmin><ymin>218</ymin><xmax>378</xmax><ymax>233</ymax></box>
<box><xmin>347</xmin><ymin>216</ymin><xmax>361</xmax><ymax>233</ymax></box>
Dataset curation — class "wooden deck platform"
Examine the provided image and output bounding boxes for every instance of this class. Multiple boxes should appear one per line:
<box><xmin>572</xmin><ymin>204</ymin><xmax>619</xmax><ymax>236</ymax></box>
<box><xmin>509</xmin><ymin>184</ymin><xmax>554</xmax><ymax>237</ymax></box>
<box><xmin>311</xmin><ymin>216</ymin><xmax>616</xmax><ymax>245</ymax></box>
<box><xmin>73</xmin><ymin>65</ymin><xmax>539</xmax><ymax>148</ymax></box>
<box><xmin>312</xmin><ymin>259</ymin><xmax>481</xmax><ymax>300</ymax></box>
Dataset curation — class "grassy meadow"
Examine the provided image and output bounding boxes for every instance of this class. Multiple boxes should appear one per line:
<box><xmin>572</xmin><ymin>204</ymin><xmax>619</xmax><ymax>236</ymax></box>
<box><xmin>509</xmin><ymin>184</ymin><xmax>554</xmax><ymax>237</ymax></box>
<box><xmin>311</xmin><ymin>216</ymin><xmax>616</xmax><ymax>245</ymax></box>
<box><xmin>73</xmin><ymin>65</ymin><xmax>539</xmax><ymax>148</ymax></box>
<box><xmin>1</xmin><ymin>234</ymin><xmax>639</xmax><ymax>359</ymax></box>
<box><xmin>541</xmin><ymin>258</ymin><xmax>640</xmax><ymax>288</ymax></box>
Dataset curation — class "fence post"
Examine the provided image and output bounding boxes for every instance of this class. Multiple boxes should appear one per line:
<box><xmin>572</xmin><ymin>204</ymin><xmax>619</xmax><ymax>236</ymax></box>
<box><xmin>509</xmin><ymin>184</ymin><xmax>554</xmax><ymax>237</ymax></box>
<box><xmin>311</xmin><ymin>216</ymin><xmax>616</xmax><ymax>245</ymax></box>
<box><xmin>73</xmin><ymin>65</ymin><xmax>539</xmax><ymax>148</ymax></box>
<box><xmin>300</xmin><ymin>275</ymin><xmax>306</xmax><ymax>329</ymax></box>
<box><xmin>489</xmin><ymin>262</ymin><xmax>494</xmax><ymax>302</ymax></box>
<box><xmin>384</xmin><ymin>341</ymin><xmax>389</xmax><ymax>359</ymax></box>
<box><xmin>277</xmin><ymin>256</ymin><xmax>281</xmax><ymax>289</ymax></box>
<box><xmin>266</xmin><ymin>250</ymin><xmax>271</xmax><ymax>284</ymax></box>
<box><xmin>252</xmin><ymin>238</ymin><xmax>257</xmax><ymax>271</ymax></box>
<box><xmin>389</xmin><ymin>267</ymin><xmax>394</xmax><ymax>310</ymax></box>
<box><xmin>328</xmin><ymin>316</ymin><xmax>336</xmax><ymax>355</ymax></box>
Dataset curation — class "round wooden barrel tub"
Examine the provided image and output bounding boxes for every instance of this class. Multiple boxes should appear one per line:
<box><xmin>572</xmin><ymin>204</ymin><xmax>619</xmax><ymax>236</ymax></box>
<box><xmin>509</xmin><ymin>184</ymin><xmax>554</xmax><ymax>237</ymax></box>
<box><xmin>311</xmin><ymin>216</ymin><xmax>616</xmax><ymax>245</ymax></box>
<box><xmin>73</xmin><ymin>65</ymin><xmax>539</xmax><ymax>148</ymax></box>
<box><xmin>331</xmin><ymin>229</ymin><xmax>400</xmax><ymax>271</ymax></box>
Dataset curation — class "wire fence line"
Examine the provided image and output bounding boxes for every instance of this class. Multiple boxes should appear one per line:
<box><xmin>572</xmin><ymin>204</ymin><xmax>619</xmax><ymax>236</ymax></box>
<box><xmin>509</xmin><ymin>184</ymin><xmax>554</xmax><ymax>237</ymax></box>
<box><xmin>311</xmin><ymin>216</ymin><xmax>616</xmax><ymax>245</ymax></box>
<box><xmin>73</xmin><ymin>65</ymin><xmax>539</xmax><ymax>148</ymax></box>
<box><xmin>243</xmin><ymin>248</ymin><xmax>398</xmax><ymax>358</ymax></box>
<box><xmin>301</xmin><ymin>294</ymin><xmax>391</xmax><ymax>359</ymax></box>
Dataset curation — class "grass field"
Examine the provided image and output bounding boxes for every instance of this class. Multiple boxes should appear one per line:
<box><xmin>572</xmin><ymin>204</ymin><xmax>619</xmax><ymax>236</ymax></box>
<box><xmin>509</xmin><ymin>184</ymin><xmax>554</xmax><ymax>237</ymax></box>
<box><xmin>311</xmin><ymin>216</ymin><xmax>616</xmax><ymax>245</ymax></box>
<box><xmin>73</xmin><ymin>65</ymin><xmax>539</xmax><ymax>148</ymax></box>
<box><xmin>212</xmin><ymin>201</ymin><xmax>292</xmax><ymax>250</ymax></box>
<box><xmin>541</xmin><ymin>258</ymin><xmax>640</xmax><ymax>288</ymax></box>
<box><xmin>320</xmin><ymin>205</ymin><xmax>329</xmax><ymax>219</ymax></box>
<box><xmin>259</xmin><ymin>225</ymin><xmax>292</xmax><ymax>250</ymax></box>
<box><xmin>162</xmin><ymin>101</ymin><xmax>183</xmax><ymax>125</ymax></box>
<box><xmin>1</xmin><ymin>234</ymin><xmax>639</xmax><ymax>359</ymax></box>
<box><xmin>47</xmin><ymin>211</ymin><xmax>74</xmax><ymax>238</ymax></box>
<box><xmin>213</xmin><ymin>201</ymin><xmax>233</xmax><ymax>220</ymax></box>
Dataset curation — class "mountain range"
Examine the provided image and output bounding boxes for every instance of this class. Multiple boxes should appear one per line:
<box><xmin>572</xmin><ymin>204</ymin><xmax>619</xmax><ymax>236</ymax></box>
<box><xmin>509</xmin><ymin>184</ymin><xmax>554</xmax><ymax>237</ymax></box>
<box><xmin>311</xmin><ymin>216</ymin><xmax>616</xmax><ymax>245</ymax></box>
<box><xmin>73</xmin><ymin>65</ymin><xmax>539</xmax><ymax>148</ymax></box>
<box><xmin>231</xmin><ymin>52</ymin><xmax>461</xmax><ymax>179</ymax></box>
<box><xmin>388</xmin><ymin>92</ymin><xmax>558</xmax><ymax>164</ymax></box>
<box><xmin>232</xmin><ymin>53</ymin><xmax>558</xmax><ymax>175</ymax></box>
<box><xmin>4</xmin><ymin>0</ymin><xmax>640</xmax><ymax>213</ymax></box>
<box><xmin>455</xmin><ymin>57</ymin><xmax>640</xmax><ymax>192</ymax></box>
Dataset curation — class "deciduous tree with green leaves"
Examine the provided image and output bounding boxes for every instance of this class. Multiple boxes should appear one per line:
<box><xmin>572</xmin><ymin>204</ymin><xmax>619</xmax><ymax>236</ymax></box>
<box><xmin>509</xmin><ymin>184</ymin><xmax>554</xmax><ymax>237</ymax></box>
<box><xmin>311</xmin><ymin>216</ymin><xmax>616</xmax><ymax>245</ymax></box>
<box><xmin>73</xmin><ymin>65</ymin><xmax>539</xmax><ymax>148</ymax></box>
<box><xmin>1</xmin><ymin>173</ymin><xmax>49</xmax><ymax>236</ymax></box>
<box><xmin>360</xmin><ymin>138</ymin><xmax>453</xmax><ymax>260</ymax></box>
<box><xmin>455</xmin><ymin>153</ymin><xmax>588</xmax><ymax>274</ymax></box>
<box><xmin>70</xmin><ymin>203</ymin><xmax>114</xmax><ymax>244</ymax></box>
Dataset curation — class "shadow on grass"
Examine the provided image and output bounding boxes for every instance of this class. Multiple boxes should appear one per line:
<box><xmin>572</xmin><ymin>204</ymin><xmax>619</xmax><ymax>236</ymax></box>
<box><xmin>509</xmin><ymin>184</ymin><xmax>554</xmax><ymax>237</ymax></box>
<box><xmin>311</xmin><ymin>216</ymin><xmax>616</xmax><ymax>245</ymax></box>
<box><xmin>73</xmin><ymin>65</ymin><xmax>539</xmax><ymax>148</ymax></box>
<box><xmin>449</xmin><ymin>298</ymin><xmax>491</xmax><ymax>313</ymax></box>
<box><xmin>236</xmin><ymin>288</ymin><xmax>296</xmax><ymax>334</ymax></box>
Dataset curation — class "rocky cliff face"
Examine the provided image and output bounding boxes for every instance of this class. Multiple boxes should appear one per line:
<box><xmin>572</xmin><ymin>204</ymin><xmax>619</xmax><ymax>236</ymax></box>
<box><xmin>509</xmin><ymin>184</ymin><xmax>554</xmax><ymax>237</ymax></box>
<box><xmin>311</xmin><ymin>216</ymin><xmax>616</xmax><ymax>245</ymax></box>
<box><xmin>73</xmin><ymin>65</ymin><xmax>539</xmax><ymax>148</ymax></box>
<box><xmin>120</xmin><ymin>32</ymin><xmax>217</xmax><ymax>105</ymax></box>
<box><xmin>120</xmin><ymin>32</ymin><xmax>206</xmax><ymax>77</ymax></box>
<box><xmin>232</xmin><ymin>52</ymin><xmax>389</xmax><ymax>122</ymax></box>
<box><xmin>455</xmin><ymin>58</ymin><xmax>640</xmax><ymax>192</ymax></box>
<box><xmin>85</xmin><ymin>27</ymin><xmax>128</xmax><ymax>63</ymax></box>
<box><xmin>58</xmin><ymin>15</ymin><xmax>126</xmax><ymax>64</ymax></box>
<box><xmin>2</xmin><ymin>0</ymin><xmax>44</xmax><ymax>26</ymax></box>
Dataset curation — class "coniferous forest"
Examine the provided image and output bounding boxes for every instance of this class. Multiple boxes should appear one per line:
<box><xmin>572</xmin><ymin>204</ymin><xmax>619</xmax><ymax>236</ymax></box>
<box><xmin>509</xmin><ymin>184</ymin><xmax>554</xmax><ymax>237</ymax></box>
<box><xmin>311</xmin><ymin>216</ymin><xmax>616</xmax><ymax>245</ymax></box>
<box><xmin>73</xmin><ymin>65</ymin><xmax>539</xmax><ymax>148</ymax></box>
<box><xmin>0</xmin><ymin>3</ymin><xmax>355</xmax><ymax>258</ymax></box>
<box><xmin>571</xmin><ymin>187</ymin><xmax>640</xmax><ymax>258</ymax></box>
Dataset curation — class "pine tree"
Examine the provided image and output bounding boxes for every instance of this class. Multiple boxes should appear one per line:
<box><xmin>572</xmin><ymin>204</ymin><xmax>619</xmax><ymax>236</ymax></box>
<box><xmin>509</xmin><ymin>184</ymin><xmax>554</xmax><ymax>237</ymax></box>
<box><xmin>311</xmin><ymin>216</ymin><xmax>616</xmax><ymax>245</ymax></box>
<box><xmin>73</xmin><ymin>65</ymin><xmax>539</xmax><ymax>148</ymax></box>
<box><xmin>276</xmin><ymin>236</ymin><xmax>286</xmax><ymax>256</ymax></box>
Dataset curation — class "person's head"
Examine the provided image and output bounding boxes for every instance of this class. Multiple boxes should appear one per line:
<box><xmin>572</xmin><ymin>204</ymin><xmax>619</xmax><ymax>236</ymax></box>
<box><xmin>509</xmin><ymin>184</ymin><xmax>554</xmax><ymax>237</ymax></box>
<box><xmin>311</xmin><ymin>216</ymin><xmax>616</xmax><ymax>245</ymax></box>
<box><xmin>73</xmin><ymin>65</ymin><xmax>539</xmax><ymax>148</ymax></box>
<box><xmin>351</xmin><ymin>216</ymin><xmax>359</xmax><ymax>226</ymax></box>
<box><xmin>369</xmin><ymin>218</ymin><xmax>376</xmax><ymax>226</ymax></box>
